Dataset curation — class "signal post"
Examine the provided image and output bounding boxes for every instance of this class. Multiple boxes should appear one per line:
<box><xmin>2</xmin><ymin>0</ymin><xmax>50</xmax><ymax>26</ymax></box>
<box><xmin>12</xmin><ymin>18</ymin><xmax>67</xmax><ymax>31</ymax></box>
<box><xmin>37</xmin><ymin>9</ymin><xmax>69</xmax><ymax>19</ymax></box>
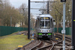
<box><xmin>61</xmin><ymin>0</ymin><xmax>66</xmax><ymax>50</ymax></box>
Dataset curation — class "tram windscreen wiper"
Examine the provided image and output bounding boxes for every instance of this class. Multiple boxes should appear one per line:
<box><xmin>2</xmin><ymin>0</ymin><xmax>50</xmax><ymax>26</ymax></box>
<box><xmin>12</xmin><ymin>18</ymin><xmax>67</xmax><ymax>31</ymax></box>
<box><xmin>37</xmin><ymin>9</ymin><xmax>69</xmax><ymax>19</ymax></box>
<box><xmin>40</xmin><ymin>20</ymin><xmax>50</xmax><ymax>29</ymax></box>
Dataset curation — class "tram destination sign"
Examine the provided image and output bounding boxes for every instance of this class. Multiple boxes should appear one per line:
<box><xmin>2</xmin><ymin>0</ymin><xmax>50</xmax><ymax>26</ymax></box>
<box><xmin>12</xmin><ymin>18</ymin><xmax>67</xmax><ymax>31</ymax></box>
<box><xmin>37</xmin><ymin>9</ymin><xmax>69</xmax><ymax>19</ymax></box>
<box><xmin>40</xmin><ymin>17</ymin><xmax>50</xmax><ymax>20</ymax></box>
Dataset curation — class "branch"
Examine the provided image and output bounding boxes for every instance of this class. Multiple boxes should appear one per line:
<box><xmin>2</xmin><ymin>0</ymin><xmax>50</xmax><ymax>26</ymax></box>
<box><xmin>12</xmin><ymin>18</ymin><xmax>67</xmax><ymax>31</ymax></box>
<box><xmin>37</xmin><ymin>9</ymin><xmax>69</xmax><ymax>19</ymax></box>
<box><xmin>51</xmin><ymin>5</ymin><xmax>63</xmax><ymax>15</ymax></box>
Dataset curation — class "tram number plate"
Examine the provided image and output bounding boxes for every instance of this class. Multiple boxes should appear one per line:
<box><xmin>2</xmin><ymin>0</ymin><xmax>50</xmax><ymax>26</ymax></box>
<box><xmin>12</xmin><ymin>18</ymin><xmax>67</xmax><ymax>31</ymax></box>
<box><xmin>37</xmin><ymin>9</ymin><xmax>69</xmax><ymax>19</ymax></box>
<box><xmin>43</xmin><ymin>34</ymin><xmax>45</xmax><ymax>35</ymax></box>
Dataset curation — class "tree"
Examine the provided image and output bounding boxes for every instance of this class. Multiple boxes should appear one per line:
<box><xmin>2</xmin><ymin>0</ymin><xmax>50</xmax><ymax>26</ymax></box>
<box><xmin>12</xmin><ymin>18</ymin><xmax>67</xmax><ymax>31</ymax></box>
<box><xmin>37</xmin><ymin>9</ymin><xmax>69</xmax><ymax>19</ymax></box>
<box><xmin>0</xmin><ymin>0</ymin><xmax>25</xmax><ymax>27</ymax></box>
<box><xmin>19</xmin><ymin>3</ymin><xmax>28</xmax><ymax>27</ymax></box>
<box><xmin>66</xmin><ymin>0</ymin><xmax>72</xmax><ymax>27</ymax></box>
<box><xmin>50</xmin><ymin>0</ymin><xmax>63</xmax><ymax>32</ymax></box>
<box><xmin>49</xmin><ymin>0</ymin><xmax>72</xmax><ymax>33</ymax></box>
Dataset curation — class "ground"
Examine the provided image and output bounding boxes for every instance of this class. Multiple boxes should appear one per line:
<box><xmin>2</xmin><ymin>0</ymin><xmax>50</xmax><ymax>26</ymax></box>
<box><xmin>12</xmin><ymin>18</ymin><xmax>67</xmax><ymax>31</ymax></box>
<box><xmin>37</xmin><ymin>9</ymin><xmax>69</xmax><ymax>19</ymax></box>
<box><xmin>0</xmin><ymin>32</ymin><xmax>31</xmax><ymax>50</ymax></box>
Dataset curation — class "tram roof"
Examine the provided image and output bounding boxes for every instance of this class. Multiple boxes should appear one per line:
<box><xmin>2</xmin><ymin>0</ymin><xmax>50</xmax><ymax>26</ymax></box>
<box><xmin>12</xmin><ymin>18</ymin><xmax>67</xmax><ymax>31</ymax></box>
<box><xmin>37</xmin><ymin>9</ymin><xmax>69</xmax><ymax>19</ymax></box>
<box><xmin>39</xmin><ymin>14</ymin><xmax>53</xmax><ymax>18</ymax></box>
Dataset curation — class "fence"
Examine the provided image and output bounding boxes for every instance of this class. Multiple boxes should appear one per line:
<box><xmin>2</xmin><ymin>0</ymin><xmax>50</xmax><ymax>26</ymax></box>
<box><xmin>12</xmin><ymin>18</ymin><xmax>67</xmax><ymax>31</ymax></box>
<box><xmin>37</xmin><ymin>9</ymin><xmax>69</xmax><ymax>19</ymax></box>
<box><xmin>54</xmin><ymin>27</ymin><xmax>72</xmax><ymax>35</ymax></box>
<box><xmin>0</xmin><ymin>26</ymin><xmax>71</xmax><ymax>36</ymax></box>
<box><xmin>0</xmin><ymin>26</ymin><xmax>28</xmax><ymax>36</ymax></box>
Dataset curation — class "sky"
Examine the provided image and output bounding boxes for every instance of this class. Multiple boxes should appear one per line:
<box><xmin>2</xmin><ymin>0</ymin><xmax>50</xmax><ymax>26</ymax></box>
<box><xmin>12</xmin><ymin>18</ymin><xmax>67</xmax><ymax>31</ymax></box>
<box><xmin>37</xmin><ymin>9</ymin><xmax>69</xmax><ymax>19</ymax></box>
<box><xmin>9</xmin><ymin>0</ymin><xmax>28</xmax><ymax>8</ymax></box>
<box><xmin>9</xmin><ymin>0</ymin><xmax>48</xmax><ymax>19</ymax></box>
<box><xmin>9</xmin><ymin>0</ymin><xmax>48</xmax><ymax>8</ymax></box>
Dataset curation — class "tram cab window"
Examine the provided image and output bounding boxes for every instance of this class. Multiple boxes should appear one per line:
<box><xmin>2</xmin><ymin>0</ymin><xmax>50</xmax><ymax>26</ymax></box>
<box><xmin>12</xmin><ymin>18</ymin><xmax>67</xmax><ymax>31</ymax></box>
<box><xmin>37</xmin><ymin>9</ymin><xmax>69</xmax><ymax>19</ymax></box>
<box><xmin>40</xmin><ymin>21</ymin><xmax>44</xmax><ymax>28</ymax></box>
<box><xmin>44</xmin><ymin>21</ymin><xmax>50</xmax><ymax>29</ymax></box>
<box><xmin>40</xmin><ymin>17</ymin><xmax>50</xmax><ymax>29</ymax></box>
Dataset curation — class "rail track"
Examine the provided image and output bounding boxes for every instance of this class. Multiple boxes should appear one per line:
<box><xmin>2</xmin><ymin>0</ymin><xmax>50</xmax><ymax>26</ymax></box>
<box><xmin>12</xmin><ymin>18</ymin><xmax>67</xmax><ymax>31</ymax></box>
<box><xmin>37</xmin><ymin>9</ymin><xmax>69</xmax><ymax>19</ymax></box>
<box><xmin>16</xmin><ymin>33</ymin><xmax>72</xmax><ymax>50</ymax></box>
<box><xmin>31</xmin><ymin>40</ymin><xmax>52</xmax><ymax>50</ymax></box>
<box><xmin>21</xmin><ymin>40</ymin><xmax>62</xmax><ymax>50</ymax></box>
<box><xmin>54</xmin><ymin>33</ymin><xmax>72</xmax><ymax>50</ymax></box>
<box><xmin>36</xmin><ymin>40</ymin><xmax>62</xmax><ymax>50</ymax></box>
<box><xmin>21</xmin><ymin>40</ymin><xmax>42</xmax><ymax>50</ymax></box>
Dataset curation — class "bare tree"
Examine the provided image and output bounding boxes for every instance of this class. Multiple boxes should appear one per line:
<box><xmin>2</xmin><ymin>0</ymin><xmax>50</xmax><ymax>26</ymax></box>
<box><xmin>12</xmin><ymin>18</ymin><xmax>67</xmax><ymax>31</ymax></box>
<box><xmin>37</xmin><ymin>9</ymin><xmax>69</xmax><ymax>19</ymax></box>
<box><xmin>19</xmin><ymin>3</ymin><xmax>28</xmax><ymax>27</ymax></box>
<box><xmin>49</xmin><ymin>0</ymin><xmax>72</xmax><ymax>33</ymax></box>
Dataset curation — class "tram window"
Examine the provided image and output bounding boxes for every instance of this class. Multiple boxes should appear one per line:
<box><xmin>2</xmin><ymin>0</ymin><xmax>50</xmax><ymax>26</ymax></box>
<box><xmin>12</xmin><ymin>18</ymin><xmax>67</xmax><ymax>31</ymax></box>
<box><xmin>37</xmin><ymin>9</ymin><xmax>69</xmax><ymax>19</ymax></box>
<box><xmin>40</xmin><ymin>21</ymin><xmax>44</xmax><ymax>28</ymax></box>
<box><xmin>51</xmin><ymin>19</ymin><xmax>53</xmax><ymax>28</ymax></box>
<box><xmin>45</xmin><ymin>21</ymin><xmax>50</xmax><ymax>28</ymax></box>
<box><xmin>40</xmin><ymin>21</ymin><xmax>44</xmax><ymax>26</ymax></box>
<box><xmin>40</xmin><ymin>21</ymin><xmax>50</xmax><ymax>29</ymax></box>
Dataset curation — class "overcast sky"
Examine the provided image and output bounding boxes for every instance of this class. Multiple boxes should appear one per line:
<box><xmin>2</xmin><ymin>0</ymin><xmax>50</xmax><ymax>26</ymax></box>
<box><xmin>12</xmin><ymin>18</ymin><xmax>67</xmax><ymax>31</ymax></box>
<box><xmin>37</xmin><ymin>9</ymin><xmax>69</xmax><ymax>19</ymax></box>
<box><xmin>9</xmin><ymin>0</ymin><xmax>28</xmax><ymax>8</ymax></box>
<box><xmin>9</xmin><ymin>0</ymin><xmax>48</xmax><ymax>19</ymax></box>
<box><xmin>9</xmin><ymin>0</ymin><xmax>48</xmax><ymax>8</ymax></box>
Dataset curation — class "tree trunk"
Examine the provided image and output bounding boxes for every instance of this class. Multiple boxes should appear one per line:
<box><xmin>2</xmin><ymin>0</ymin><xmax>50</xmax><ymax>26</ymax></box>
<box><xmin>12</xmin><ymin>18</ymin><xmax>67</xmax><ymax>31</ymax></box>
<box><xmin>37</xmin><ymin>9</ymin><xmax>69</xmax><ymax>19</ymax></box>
<box><xmin>14</xmin><ymin>23</ymin><xmax>15</xmax><ymax>27</ymax></box>
<box><xmin>3</xmin><ymin>23</ymin><xmax>5</xmax><ymax>26</ymax></box>
<box><xmin>7</xmin><ymin>24</ymin><xmax>8</xmax><ymax>26</ymax></box>
<box><xmin>56</xmin><ymin>18</ymin><xmax>58</xmax><ymax>33</ymax></box>
<box><xmin>22</xmin><ymin>21</ymin><xmax>23</xmax><ymax>26</ymax></box>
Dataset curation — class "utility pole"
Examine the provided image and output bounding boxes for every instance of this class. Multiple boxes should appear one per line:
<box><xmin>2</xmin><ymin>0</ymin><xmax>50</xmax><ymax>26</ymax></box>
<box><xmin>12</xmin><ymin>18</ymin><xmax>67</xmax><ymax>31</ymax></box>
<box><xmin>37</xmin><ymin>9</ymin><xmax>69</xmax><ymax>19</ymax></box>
<box><xmin>28</xmin><ymin>0</ymin><xmax>30</xmax><ymax>39</ymax></box>
<box><xmin>47</xmin><ymin>1</ymin><xmax>49</xmax><ymax>14</ymax></box>
<box><xmin>72</xmin><ymin>0</ymin><xmax>75</xmax><ymax>50</ymax></box>
<box><xmin>61</xmin><ymin>0</ymin><xmax>66</xmax><ymax>50</ymax></box>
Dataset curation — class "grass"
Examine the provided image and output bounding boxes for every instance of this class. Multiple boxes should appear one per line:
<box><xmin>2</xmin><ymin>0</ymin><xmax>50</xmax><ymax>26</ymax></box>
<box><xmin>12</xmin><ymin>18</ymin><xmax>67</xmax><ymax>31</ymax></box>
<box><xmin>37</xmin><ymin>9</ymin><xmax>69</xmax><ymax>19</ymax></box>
<box><xmin>0</xmin><ymin>33</ymin><xmax>31</xmax><ymax>50</ymax></box>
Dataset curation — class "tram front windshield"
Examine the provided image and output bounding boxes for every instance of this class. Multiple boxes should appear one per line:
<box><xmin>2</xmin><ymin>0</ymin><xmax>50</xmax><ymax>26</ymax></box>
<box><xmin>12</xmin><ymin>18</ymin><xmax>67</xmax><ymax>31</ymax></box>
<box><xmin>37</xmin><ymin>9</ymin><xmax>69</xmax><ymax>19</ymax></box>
<box><xmin>40</xmin><ymin>17</ymin><xmax>50</xmax><ymax>29</ymax></box>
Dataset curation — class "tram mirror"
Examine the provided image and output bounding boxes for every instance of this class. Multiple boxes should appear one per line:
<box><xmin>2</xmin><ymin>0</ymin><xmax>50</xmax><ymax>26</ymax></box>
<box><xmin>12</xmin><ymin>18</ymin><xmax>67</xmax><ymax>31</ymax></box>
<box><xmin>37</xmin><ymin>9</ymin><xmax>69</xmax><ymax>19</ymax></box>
<box><xmin>53</xmin><ymin>19</ymin><xmax>55</xmax><ymax>22</ymax></box>
<box><xmin>53</xmin><ymin>22</ymin><xmax>56</xmax><ymax>25</ymax></box>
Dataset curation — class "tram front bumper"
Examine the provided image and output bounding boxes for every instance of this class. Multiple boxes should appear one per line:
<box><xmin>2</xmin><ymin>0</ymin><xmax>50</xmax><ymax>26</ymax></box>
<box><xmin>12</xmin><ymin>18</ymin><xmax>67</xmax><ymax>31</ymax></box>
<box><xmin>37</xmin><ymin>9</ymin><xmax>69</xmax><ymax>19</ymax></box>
<box><xmin>37</xmin><ymin>33</ymin><xmax>52</xmax><ymax>38</ymax></box>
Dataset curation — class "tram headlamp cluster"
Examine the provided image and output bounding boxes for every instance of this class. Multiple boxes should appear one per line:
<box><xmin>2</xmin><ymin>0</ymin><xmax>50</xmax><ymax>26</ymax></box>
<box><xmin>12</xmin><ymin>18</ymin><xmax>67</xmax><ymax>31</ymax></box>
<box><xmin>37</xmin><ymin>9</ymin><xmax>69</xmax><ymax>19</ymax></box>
<box><xmin>47</xmin><ymin>30</ymin><xmax>49</xmax><ymax>32</ymax></box>
<box><xmin>41</xmin><ymin>30</ymin><xmax>43</xmax><ymax>32</ymax></box>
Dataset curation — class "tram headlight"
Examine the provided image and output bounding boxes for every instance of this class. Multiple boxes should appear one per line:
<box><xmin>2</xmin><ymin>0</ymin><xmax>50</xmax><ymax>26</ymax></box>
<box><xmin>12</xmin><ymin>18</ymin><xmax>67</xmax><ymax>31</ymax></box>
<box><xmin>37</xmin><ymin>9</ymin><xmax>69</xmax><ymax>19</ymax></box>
<box><xmin>47</xmin><ymin>30</ymin><xmax>49</xmax><ymax>32</ymax></box>
<box><xmin>41</xmin><ymin>30</ymin><xmax>43</xmax><ymax>32</ymax></box>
